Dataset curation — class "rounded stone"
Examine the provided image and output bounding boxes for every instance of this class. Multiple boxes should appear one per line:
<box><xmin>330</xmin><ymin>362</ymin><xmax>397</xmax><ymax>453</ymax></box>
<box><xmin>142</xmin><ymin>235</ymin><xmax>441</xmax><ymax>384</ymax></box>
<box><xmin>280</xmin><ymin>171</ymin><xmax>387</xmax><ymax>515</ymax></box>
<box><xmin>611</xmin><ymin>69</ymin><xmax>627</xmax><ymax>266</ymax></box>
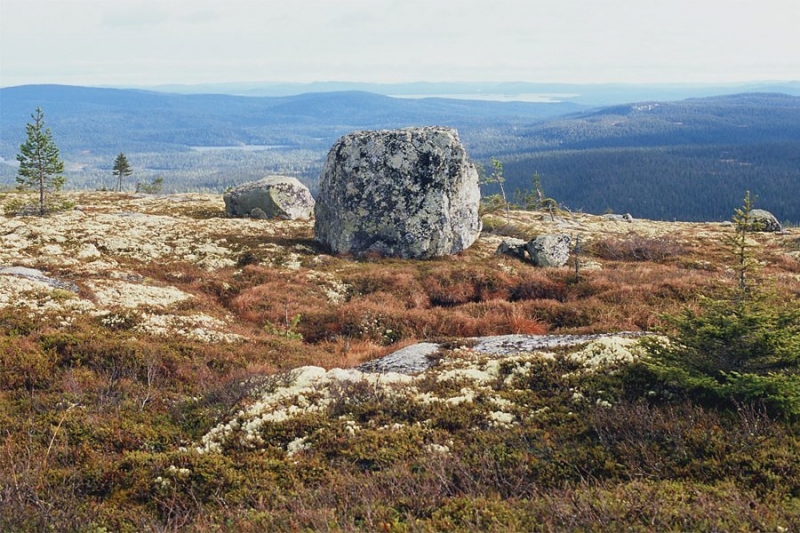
<box><xmin>747</xmin><ymin>209</ymin><xmax>782</xmax><ymax>232</ymax></box>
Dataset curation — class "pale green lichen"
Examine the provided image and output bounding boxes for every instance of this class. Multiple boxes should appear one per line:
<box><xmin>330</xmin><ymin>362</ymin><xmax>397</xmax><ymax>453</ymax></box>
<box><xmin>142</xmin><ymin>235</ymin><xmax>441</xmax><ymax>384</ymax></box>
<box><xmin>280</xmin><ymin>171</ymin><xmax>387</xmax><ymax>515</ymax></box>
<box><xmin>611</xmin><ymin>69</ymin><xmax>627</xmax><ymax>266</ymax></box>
<box><xmin>198</xmin><ymin>336</ymin><xmax>648</xmax><ymax>454</ymax></box>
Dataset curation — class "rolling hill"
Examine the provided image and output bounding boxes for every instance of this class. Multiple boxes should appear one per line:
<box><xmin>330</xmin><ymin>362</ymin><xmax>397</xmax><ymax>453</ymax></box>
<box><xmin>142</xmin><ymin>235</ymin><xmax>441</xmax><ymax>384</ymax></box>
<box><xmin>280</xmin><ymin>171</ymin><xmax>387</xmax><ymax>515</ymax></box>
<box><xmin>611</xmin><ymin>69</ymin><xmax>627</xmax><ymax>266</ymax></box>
<box><xmin>1</xmin><ymin>85</ymin><xmax>799</xmax><ymax>221</ymax></box>
<box><xmin>0</xmin><ymin>84</ymin><xmax>581</xmax><ymax>154</ymax></box>
<box><xmin>493</xmin><ymin>93</ymin><xmax>800</xmax><ymax>222</ymax></box>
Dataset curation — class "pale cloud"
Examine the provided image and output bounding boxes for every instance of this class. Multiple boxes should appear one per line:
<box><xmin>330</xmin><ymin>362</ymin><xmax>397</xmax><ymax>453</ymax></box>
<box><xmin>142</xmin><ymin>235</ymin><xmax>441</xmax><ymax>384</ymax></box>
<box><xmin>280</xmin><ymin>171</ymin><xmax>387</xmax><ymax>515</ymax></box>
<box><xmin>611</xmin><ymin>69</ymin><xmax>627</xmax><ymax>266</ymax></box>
<box><xmin>1</xmin><ymin>0</ymin><xmax>798</xmax><ymax>87</ymax></box>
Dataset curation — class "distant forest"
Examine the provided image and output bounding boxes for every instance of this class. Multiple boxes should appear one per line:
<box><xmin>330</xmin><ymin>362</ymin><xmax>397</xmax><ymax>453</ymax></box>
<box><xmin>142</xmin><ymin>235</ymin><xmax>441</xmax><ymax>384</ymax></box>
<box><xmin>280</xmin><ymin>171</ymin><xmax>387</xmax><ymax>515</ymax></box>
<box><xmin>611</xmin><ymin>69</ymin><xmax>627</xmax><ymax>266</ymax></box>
<box><xmin>485</xmin><ymin>94</ymin><xmax>800</xmax><ymax>223</ymax></box>
<box><xmin>1</xmin><ymin>85</ymin><xmax>799</xmax><ymax>222</ymax></box>
<box><xmin>502</xmin><ymin>142</ymin><xmax>799</xmax><ymax>222</ymax></box>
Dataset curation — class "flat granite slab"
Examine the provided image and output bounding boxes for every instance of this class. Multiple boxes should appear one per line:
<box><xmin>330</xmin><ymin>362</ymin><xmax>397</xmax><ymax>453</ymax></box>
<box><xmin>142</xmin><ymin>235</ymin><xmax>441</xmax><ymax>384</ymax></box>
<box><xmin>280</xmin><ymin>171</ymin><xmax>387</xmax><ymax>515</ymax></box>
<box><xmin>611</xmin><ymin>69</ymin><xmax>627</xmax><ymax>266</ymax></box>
<box><xmin>359</xmin><ymin>333</ymin><xmax>646</xmax><ymax>374</ymax></box>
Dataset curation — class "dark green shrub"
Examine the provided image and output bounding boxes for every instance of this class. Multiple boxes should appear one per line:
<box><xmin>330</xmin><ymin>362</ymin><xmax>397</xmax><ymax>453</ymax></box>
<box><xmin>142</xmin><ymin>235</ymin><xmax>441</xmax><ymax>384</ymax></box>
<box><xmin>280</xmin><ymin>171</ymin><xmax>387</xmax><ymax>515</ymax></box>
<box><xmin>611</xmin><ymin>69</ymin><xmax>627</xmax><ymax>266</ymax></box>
<box><xmin>643</xmin><ymin>292</ymin><xmax>800</xmax><ymax>419</ymax></box>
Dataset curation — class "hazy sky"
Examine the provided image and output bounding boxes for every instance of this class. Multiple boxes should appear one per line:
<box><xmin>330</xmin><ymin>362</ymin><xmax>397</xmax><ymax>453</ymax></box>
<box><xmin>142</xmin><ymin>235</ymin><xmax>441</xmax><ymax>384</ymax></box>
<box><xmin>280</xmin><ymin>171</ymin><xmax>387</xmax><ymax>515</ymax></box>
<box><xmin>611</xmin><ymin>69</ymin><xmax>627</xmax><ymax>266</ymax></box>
<box><xmin>1</xmin><ymin>0</ymin><xmax>798</xmax><ymax>88</ymax></box>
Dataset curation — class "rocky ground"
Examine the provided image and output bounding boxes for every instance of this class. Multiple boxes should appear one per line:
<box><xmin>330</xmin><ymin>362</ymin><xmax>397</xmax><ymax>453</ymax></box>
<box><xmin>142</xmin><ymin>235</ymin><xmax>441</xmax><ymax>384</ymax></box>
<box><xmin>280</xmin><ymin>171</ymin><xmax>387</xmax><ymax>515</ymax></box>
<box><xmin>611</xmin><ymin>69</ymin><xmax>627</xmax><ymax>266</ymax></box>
<box><xmin>2</xmin><ymin>191</ymin><xmax>799</xmax><ymax>530</ymax></box>
<box><xmin>2</xmin><ymin>190</ymin><xmax>798</xmax><ymax>360</ymax></box>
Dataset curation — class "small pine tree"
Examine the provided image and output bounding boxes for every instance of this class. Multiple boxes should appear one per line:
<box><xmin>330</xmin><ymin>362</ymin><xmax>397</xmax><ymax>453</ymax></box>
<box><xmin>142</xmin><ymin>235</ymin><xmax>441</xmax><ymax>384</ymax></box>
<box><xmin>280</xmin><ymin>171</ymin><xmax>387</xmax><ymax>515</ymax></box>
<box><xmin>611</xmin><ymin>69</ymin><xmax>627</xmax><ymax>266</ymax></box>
<box><xmin>514</xmin><ymin>171</ymin><xmax>558</xmax><ymax>219</ymax></box>
<box><xmin>490</xmin><ymin>157</ymin><xmax>508</xmax><ymax>214</ymax></box>
<box><xmin>15</xmin><ymin>107</ymin><xmax>65</xmax><ymax>216</ymax></box>
<box><xmin>643</xmin><ymin>192</ymin><xmax>800</xmax><ymax>419</ymax></box>
<box><xmin>112</xmin><ymin>153</ymin><xmax>133</xmax><ymax>192</ymax></box>
<box><xmin>726</xmin><ymin>191</ymin><xmax>761</xmax><ymax>294</ymax></box>
<box><xmin>135</xmin><ymin>176</ymin><xmax>164</xmax><ymax>194</ymax></box>
<box><xmin>479</xmin><ymin>157</ymin><xmax>509</xmax><ymax>216</ymax></box>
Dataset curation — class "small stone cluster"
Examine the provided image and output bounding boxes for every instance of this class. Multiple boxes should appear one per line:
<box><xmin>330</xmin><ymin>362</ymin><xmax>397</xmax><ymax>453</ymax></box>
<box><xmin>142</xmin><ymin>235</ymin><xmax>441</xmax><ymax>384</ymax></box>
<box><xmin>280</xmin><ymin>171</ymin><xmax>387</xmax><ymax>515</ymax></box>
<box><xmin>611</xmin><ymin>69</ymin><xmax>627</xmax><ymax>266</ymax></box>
<box><xmin>226</xmin><ymin>127</ymin><xmax>483</xmax><ymax>259</ymax></box>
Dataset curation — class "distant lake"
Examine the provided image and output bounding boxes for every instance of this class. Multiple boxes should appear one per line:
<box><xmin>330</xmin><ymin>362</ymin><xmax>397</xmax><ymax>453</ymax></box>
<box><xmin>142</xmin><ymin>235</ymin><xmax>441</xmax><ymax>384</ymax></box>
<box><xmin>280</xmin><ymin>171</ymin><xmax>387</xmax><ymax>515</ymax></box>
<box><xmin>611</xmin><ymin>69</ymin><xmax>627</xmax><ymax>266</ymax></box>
<box><xmin>190</xmin><ymin>145</ymin><xmax>288</xmax><ymax>152</ymax></box>
<box><xmin>392</xmin><ymin>93</ymin><xmax>580</xmax><ymax>103</ymax></box>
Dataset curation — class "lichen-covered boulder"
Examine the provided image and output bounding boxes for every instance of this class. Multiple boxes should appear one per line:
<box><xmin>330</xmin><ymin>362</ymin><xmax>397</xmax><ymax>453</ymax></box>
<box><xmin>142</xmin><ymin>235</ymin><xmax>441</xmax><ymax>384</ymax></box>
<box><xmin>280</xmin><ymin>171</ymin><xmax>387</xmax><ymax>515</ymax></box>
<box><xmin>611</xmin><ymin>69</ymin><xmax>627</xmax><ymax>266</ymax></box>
<box><xmin>314</xmin><ymin>127</ymin><xmax>482</xmax><ymax>258</ymax></box>
<box><xmin>748</xmin><ymin>209</ymin><xmax>782</xmax><ymax>232</ymax></box>
<box><xmin>525</xmin><ymin>234</ymin><xmax>572</xmax><ymax>267</ymax></box>
<box><xmin>224</xmin><ymin>176</ymin><xmax>315</xmax><ymax>220</ymax></box>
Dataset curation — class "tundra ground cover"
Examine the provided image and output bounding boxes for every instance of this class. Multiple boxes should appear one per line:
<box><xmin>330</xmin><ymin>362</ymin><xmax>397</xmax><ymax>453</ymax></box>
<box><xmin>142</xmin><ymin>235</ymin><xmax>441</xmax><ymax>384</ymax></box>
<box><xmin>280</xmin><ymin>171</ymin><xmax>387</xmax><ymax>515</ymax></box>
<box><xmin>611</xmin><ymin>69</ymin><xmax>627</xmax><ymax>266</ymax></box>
<box><xmin>0</xmin><ymin>192</ymin><xmax>797</xmax><ymax>531</ymax></box>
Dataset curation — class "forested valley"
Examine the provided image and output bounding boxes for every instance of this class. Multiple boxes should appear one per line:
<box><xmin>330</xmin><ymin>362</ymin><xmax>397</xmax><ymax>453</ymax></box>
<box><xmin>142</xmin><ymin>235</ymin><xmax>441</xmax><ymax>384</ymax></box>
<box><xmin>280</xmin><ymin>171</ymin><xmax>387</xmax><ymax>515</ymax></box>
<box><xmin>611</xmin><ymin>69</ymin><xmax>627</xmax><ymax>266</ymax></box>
<box><xmin>1</xmin><ymin>85</ymin><xmax>798</xmax><ymax>222</ymax></box>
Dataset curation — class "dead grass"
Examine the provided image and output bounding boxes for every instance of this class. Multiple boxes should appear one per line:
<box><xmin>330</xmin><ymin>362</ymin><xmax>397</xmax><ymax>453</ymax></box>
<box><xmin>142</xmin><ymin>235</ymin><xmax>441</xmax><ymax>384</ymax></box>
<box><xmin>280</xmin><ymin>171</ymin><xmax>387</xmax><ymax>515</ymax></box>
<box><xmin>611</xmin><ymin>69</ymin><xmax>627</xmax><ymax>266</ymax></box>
<box><xmin>2</xmin><ymin>195</ymin><xmax>799</xmax><ymax>530</ymax></box>
<box><xmin>590</xmin><ymin>233</ymin><xmax>688</xmax><ymax>262</ymax></box>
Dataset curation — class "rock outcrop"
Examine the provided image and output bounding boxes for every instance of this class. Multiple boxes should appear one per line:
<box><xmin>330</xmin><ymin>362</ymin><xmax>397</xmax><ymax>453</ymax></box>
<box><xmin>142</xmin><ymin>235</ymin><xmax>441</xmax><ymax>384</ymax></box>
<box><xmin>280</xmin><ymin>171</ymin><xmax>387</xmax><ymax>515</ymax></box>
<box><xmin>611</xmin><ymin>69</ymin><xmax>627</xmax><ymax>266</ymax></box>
<box><xmin>602</xmin><ymin>213</ymin><xmax>634</xmax><ymax>222</ymax></box>
<box><xmin>0</xmin><ymin>266</ymin><xmax>79</xmax><ymax>292</ymax></box>
<box><xmin>224</xmin><ymin>176</ymin><xmax>314</xmax><ymax>220</ymax></box>
<box><xmin>313</xmin><ymin>127</ymin><xmax>482</xmax><ymax>258</ymax></box>
<box><xmin>748</xmin><ymin>209</ymin><xmax>782</xmax><ymax>232</ymax></box>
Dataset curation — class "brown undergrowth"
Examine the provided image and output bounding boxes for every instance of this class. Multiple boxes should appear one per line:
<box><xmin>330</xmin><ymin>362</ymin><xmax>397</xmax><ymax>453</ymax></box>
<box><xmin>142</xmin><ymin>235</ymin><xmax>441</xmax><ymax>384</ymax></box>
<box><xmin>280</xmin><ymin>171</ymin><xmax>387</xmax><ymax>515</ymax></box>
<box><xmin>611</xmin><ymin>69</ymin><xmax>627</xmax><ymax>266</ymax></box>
<box><xmin>1</xmin><ymin>194</ymin><xmax>798</xmax><ymax>531</ymax></box>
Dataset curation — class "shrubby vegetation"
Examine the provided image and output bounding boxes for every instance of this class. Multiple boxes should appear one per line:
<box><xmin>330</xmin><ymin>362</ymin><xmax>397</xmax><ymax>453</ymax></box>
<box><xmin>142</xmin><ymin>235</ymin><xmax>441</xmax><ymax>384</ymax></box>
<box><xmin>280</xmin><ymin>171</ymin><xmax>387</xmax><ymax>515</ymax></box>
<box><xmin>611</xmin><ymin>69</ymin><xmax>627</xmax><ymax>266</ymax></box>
<box><xmin>640</xmin><ymin>194</ymin><xmax>800</xmax><ymax>420</ymax></box>
<box><xmin>0</xmin><ymin>189</ymin><xmax>798</xmax><ymax>530</ymax></box>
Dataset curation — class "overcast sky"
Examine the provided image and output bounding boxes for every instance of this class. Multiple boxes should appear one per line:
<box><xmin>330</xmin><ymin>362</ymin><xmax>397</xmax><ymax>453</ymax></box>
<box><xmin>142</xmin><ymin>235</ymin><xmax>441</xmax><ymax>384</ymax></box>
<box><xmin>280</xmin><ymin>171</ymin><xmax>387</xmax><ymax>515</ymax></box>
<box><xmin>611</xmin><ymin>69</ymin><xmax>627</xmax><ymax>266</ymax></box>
<box><xmin>1</xmin><ymin>0</ymin><xmax>798</xmax><ymax>88</ymax></box>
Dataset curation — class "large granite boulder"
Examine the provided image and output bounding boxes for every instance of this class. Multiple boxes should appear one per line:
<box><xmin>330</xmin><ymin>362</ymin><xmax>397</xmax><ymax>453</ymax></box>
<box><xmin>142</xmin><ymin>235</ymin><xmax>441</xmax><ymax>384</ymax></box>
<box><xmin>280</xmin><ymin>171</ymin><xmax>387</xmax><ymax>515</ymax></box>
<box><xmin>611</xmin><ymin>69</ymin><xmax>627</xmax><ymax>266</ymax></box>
<box><xmin>314</xmin><ymin>127</ymin><xmax>482</xmax><ymax>259</ymax></box>
<box><xmin>525</xmin><ymin>234</ymin><xmax>572</xmax><ymax>267</ymax></box>
<box><xmin>747</xmin><ymin>209</ymin><xmax>782</xmax><ymax>232</ymax></box>
<box><xmin>224</xmin><ymin>176</ymin><xmax>315</xmax><ymax>220</ymax></box>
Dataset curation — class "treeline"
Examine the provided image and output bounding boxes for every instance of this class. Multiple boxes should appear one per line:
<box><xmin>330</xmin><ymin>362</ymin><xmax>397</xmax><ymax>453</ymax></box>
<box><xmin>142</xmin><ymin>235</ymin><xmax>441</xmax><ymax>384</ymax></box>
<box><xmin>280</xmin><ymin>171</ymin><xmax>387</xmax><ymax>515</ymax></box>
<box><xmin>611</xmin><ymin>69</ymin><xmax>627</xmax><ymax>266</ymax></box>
<box><xmin>11</xmin><ymin>149</ymin><xmax>326</xmax><ymax>194</ymax></box>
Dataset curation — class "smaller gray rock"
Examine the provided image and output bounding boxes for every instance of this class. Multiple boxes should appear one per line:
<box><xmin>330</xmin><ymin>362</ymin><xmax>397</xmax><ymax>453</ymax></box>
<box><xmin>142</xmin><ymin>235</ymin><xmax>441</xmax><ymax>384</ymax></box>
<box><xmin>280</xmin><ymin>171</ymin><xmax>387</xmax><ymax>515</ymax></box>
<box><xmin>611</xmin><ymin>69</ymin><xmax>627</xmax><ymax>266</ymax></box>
<box><xmin>747</xmin><ymin>209</ymin><xmax>782</xmax><ymax>232</ymax></box>
<box><xmin>0</xmin><ymin>266</ymin><xmax>79</xmax><ymax>292</ymax></box>
<box><xmin>495</xmin><ymin>238</ymin><xmax>527</xmax><ymax>259</ymax></box>
<box><xmin>249</xmin><ymin>207</ymin><xmax>268</xmax><ymax>220</ymax></box>
<box><xmin>358</xmin><ymin>342</ymin><xmax>441</xmax><ymax>374</ymax></box>
<box><xmin>602</xmin><ymin>213</ymin><xmax>634</xmax><ymax>222</ymax></box>
<box><xmin>224</xmin><ymin>176</ymin><xmax>314</xmax><ymax>220</ymax></box>
<box><xmin>525</xmin><ymin>234</ymin><xmax>571</xmax><ymax>267</ymax></box>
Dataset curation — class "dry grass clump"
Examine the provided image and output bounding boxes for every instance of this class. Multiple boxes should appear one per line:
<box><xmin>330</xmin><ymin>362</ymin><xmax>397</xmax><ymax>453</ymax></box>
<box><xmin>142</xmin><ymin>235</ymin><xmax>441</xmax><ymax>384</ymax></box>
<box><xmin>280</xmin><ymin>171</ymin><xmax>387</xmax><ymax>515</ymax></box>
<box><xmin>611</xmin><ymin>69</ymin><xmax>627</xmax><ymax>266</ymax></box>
<box><xmin>230</xmin><ymin>273</ymin><xmax>332</xmax><ymax>326</ymax></box>
<box><xmin>509</xmin><ymin>271</ymin><xmax>568</xmax><ymax>302</ymax></box>
<box><xmin>479</xmin><ymin>215</ymin><xmax>536</xmax><ymax>240</ymax></box>
<box><xmin>590</xmin><ymin>233</ymin><xmax>687</xmax><ymax>262</ymax></box>
<box><xmin>421</xmin><ymin>265</ymin><xmax>514</xmax><ymax>307</ymax></box>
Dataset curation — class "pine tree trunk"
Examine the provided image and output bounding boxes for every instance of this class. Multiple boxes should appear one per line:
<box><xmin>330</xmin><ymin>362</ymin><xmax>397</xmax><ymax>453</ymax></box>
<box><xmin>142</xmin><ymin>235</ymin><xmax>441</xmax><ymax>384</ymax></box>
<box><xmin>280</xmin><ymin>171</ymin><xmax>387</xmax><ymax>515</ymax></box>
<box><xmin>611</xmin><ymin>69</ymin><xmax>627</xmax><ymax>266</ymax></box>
<box><xmin>39</xmin><ymin>170</ymin><xmax>45</xmax><ymax>216</ymax></box>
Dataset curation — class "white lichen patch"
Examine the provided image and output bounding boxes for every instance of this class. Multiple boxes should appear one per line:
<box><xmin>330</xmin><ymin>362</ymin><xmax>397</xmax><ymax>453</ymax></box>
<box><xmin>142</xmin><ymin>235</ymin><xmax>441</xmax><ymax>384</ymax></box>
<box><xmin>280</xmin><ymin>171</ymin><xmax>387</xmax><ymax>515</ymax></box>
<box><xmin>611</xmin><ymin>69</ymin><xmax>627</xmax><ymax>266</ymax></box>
<box><xmin>436</xmin><ymin>366</ymin><xmax>497</xmax><ymax>384</ymax></box>
<box><xmin>0</xmin><ymin>275</ymin><xmax>95</xmax><ymax>317</ymax></box>
<box><xmin>196</xmin><ymin>335</ymin><xmax>660</xmax><ymax>454</ymax></box>
<box><xmin>135</xmin><ymin>312</ymin><xmax>245</xmax><ymax>343</ymax></box>
<box><xmin>424</xmin><ymin>443</ymin><xmax>450</xmax><ymax>455</ymax></box>
<box><xmin>286</xmin><ymin>437</ymin><xmax>310</xmax><ymax>457</ymax></box>
<box><xmin>197</xmin><ymin>366</ymin><xmax>414</xmax><ymax>453</ymax></box>
<box><xmin>86</xmin><ymin>280</ymin><xmax>192</xmax><ymax>309</ymax></box>
<box><xmin>307</xmin><ymin>271</ymin><xmax>350</xmax><ymax>304</ymax></box>
<box><xmin>568</xmin><ymin>336</ymin><xmax>648</xmax><ymax>369</ymax></box>
<box><xmin>488</xmin><ymin>410</ymin><xmax>516</xmax><ymax>427</ymax></box>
